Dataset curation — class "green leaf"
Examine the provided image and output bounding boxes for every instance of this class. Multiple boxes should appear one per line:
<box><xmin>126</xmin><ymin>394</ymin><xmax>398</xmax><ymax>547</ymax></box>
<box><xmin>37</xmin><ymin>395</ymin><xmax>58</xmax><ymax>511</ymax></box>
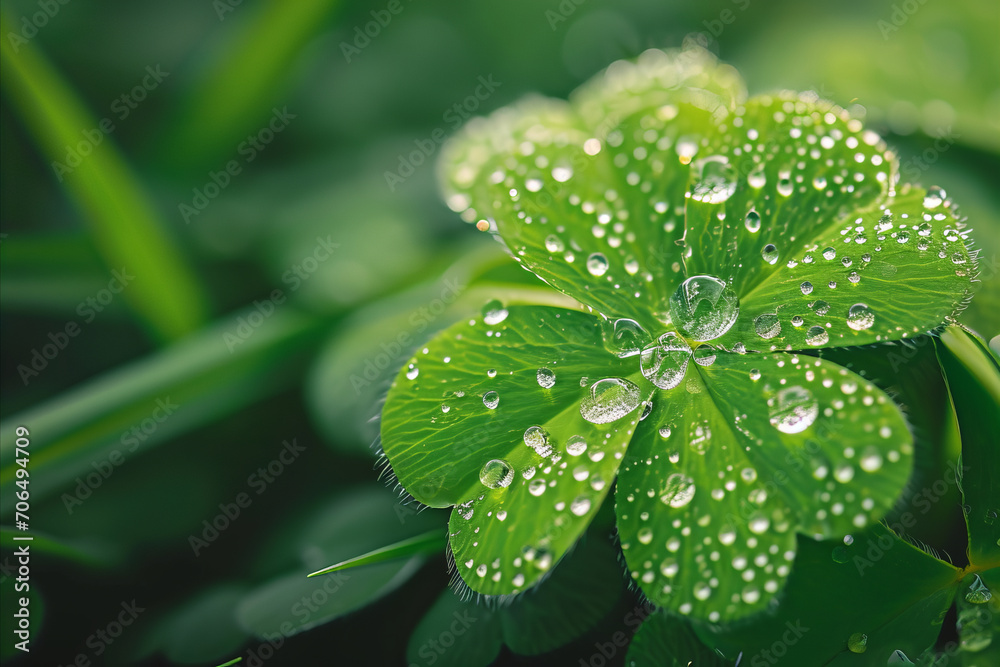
<box><xmin>406</xmin><ymin>590</ymin><xmax>502</xmax><ymax>667</ymax></box>
<box><xmin>382</xmin><ymin>305</ymin><xmax>639</xmax><ymax>594</ymax></box>
<box><xmin>955</xmin><ymin>569</ymin><xmax>1000</xmax><ymax>664</ymax></box>
<box><xmin>936</xmin><ymin>326</ymin><xmax>1000</xmax><ymax>569</ymax></box>
<box><xmin>699</xmin><ymin>524</ymin><xmax>961</xmax><ymax>665</ymax></box>
<box><xmin>617</xmin><ymin>352</ymin><xmax>912</xmax><ymax>620</ymax></box>
<box><xmin>137</xmin><ymin>584</ymin><xmax>250</xmax><ymax>665</ymax></box>
<box><xmin>308</xmin><ymin>529</ymin><xmax>446</xmax><ymax>577</ymax></box>
<box><xmin>625</xmin><ymin>612</ymin><xmax>734</xmax><ymax>667</ymax></box>
<box><xmin>407</xmin><ymin>533</ymin><xmax>624</xmax><ymax>663</ymax></box>
<box><xmin>0</xmin><ymin>15</ymin><xmax>208</xmax><ymax>341</ymax></box>
<box><xmin>438</xmin><ymin>48</ymin><xmax>742</xmax><ymax>325</ymax></box>
<box><xmin>236</xmin><ymin>486</ymin><xmax>442</xmax><ymax>638</ymax></box>
<box><xmin>0</xmin><ymin>306</ymin><xmax>324</xmax><ymax>505</ymax></box>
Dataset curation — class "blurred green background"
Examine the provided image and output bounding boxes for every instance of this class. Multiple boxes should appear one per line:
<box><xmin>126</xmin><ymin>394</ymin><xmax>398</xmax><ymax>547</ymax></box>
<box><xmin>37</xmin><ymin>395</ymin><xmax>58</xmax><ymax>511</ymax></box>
<box><xmin>1</xmin><ymin>0</ymin><xmax>997</xmax><ymax>664</ymax></box>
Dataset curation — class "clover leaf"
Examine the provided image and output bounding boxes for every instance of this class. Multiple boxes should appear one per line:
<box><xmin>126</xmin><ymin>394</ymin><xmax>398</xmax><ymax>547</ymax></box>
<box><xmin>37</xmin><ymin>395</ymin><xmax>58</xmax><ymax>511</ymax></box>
<box><xmin>380</xmin><ymin>47</ymin><xmax>977</xmax><ymax>622</ymax></box>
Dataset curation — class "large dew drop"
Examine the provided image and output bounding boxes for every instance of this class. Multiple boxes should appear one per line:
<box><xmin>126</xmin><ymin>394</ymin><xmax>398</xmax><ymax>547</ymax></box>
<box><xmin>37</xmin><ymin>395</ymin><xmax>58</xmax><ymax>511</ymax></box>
<box><xmin>640</xmin><ymin>332</ymin><xmax>692</xmax><ymax>390</ymax></box>
<box><xmin>691</xmin><ymin>156</ymin><xmax>737</xmax><ymax>204</ymax></box>
<box><xmin>754</xmin><ymin>313</ymin><xmax>782</xmax><ymax>340</ymax></box>
<box><xmin>769</xmin><ymin>385</ymin><xmax>819</xmax><ymax>434</ymax></box>
<box><xmin>846</xmin><ymin>303</ymin><xmax>875</xmax><ymax>331</ymax></box>
<box><xmin>479</xmin><ymin>459</ymin><xmax>514</xmax><ymax>489</ymax></box>
<box><xmin>669</xmin><ymin>275</ymin><xmax>740</xmax><ymax>342</ymax></box>
<box><xmin>523</xmin><ymin>426</ymin><xmax>553</xmax><ymax>457</ymax></box>
<box><xmin>587</xmin><ymin>252</ymin><xmax>609</xmax><ymax>277</ymax></box>
<box><xmin>660</xmin><ymin>472</ymin><xmax>696</xmax><ymax>508</ymax></box>
<box><xmin>481</xmin><ymin>299</ymin><xmax>508</xmax><ymax>325</ymax></box>
<box><xmin>580</xmin><ymin>378</ymin><xmax>642</xmax><ymax>424</ymax></box>
<box><xmin>536</xmin><ymin>368</ymin><xmax>556</xmax><ymax>388</ymax></box>
<box><xmin>607</xmin><ymin>318</ymin><xmax>652</xmax><ymax>358</ymax></box>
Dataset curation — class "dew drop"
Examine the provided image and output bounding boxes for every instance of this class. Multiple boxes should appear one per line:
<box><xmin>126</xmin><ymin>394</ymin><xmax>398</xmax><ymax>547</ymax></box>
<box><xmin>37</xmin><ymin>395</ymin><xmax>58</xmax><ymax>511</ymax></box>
<box><xmin>691</xmin><ymin>156</ymin><xmax>737</xmax><ymax>204</ymax></box>
<box><xmin>805</xmin><ymin>325</ymin><xmax>829</xmax><ymax>346</ymax></box>
<box><xmin>587</xmin><ymin>252</ymin><xmax>609</xmax><ymax>277</ymax></box>
<box><xmin>749</xmin><ymin>368</ymin><xmax>761</xmax><ymax>381</ymax></box>
<box><xmin>754</xmin><ymin>313</ymin><xmax>782</xmax><ymax>339</ymax></box>
<box><xmin>761</xmin><ymin>244</ymin><xmax>779</xmax><ymax>264</ymax></box>
<box><xmin>748</xmin><ymin>165</ymin><xmax>767</xmax><ymax>188</ymax></box>
<box><xmin>608</xmin><ymin>318</ymin><xmax>652</xmax><ymax>358</ymax></box>
<box><xmin>800</xmin><ymin>281</ymin><xmax>814</xmax><ymax>295</ymax></box>
<box><xmin>580</xmin><ymin>378</ymin><xmax>642</xmax><ymax>424</ymax></box>
<box><xmin>480</xmin><ymin>459</ymin><xmax>514</xmax><ymax>489</ymax></box>
<box><xmin>544</xmin><ymin>234</ymin><xmax>565</xmax><ymax>253</ymax></box>
<box><xmin>745</xmin><ymin>209</ymin><xmax>762</xmax><ymax>233</ymax></box>
<box><xmin>483</xmin><ymin>391</ymin><xmax>500</xmax><ymax>409</ymax></box>
<box><xmin>523</xmin><ymin>426</ymin><xmax>552</xmax><ymax>457</ymax></box>
<box><xmin>640</xmin><ymin>332</ymin><xmax>692</xmax><ymax>390</ymax></box>
<box><xmin>822</xmin><ymin>247</ymin><xmax>837</xmax><ymax>261</ymax></box>
<box><xmin>660</xmin><ymin>473</ymin><xmax>696</xmax><ymax>508</ymax></box>
<box><xmin>693</xmin><ymin>344</ymin><xmax>718</xmax><ymax>367</ymax></box>
<box><xmin>565</xmin><ymin>435</ymin><xmax>587</xmax><ymax>456</ymax></box>
<box><xmin>669</xmin><ymin>275</ymin><xmax>740</xmax><ymax>341</ymax></box>
<box><xmin>847</xmin><ymin>303</ymin><xmax>875</xmax><ymax>331</ymax></box>
<box><xmin>966</xmin><ymin>574</ymin><xmax>993</xmax><ymax>604</ymax></box>
<box><xmin>570</xmin><ymin>496</ymin><xmax>592</xmax><ymax>516</ymax></box>
<box><xmin>406</xmin><ymin>364</ymin><xmax>419</xmax><ymax>380</ymax></box>
<box><xmin>847</xmin><ymin>632</ymin><xmax>868</xmax><ymax>654</ymax></box>
<box><xmin>482</xmin><ymin>299</ymin><xmax>508</xmax><ymax>325</ymax></box>
<box><xmin>769</xmin><ymin>385</ymin><xmax>819</xmax><ymax>434</ymax></box>
<box><xmin>537</xmin><ymin>367</ymin><xmax>556</xmax><ymax>388</ymax></box>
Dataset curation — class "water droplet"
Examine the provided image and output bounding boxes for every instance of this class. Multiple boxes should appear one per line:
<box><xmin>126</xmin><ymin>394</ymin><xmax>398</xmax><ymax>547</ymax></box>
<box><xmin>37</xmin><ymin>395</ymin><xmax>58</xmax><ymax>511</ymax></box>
<box><xmin>811</xmin><ymin>300</ymin><xmax>831</xmax><ymax>316</ymax></box>
<box><xmin>805</xmin><ymin>325</ymin><xmax>829</xmax><ymax>346</ymax></box>
<box><xmin>608</xmin><ymin>318</ymin><xmax>652</xmax><ymax>358</ymax></box>
<box><xmin>859</xmin><ymin>447</ymin><xmax>883</xmax><ymax>472</ymax></box>
<box><xmin>749</xmin><ymin>368</ymin><xmax>761</xmax><ymax>381</ymax></box>
<box><xmin>691</xmin><ymin>156</ymin><xmax>737</xmax><ymax>204</ymax></box>
<box><xmin>848</xmin><ymin>271</ymin><xmax>861</xmax><ymax>284</ymax></box>
<box><xmin>483</xmin><ymin>391</ymin><xmax>500</xmax><ymax>409</ymax></box>
<box><xmin>745</xmin><ymin>209</ymin><xmax>761</xmax><ymax>233</ymax></box>
<box><xmin>847</xmin><ymin>303</ymin><xmax>875</xmax><ymax>331</ymax></box>
<box><xmin>544</xmin><ymin>234</ymin><xmax>565</xmax><ymax>253</ymax></box>
<box><xmin>841</xmin><ymin>256</ymin><xmax>853</xmax><ymax>268</ymax></box>
<box><xmin>637</xmin><ymin>527</ymin><xmax>654</xmax><ymax>544</ymax></box>
<box><xmin>822</xmin><ymin>247</ymin><xmax>837</xmax><ymax>261</ymax></box>
<box><xmin>769</xmin><ymin>385</ymin><xmax>819</xmax><ymax>434</ymax></box>
<box><xmin>524</xmin><ymin>426</ymin><xmax>552</xmax><ymax>457</ymax></box>
<box><xmin>924</xmin><ymin>186</ymin><xmax>946</xmax><ymax>209</ymax></box>
<box><xmin>580</xmin><ymin>378</ymin><xmax>642</xmax><ymax>424</ymax></box>
<box><xmin>754</xmin><ymin>313</ymin><xmax>782</xmax><ymax>339</ymax></box>
<box><xmin>669</xmin><ymin>275</ymin><xmax>740</xmax><ymax>341</ymax></box>
<box><xmin>528</xmin><ymin>479</ymin><xmax>547</xmax><ymax>496</ymax></box>
<box><xmin>660</xmin><ymin>473</ymin><xmax>696</xmax><ymax>508</ymax></box>
<box><xmin>565</xmin><ymin>435</ymin><xmax>587</xmax><ymax>456</ymax></box>
<box><xmin>693</xmin><ymin>344</ymin><xmax>718</xmax><ymax>367</ymax></box>
<box><xmin>587</xmin><ymin>252</ymin><xmax>609</xmax><ymax>277</ymax></box>
<box><xmin>791</xmin><ymin>315</ymin><xmax>804</xmax><ymax>327</ymax></box>
<box><xmin>537</xmin><ymin>368</ymin><xmax>556</xmax><ymax>388</ymax></box>
<box><xmin>640</xmin><ymin>332</ymin><xmax>692</xmax><ymax>390</ymax></box>
<box><xmin>847</xmin><ymin>632</ymin><xmax>868</xmax><ymax>654</ymax></box>
<box><xmin>659</xmin><ymin>426</ymin><xmax>672</xmax><ymax>438</ymax></box>
<box><xmin>966</xmin><ymin>574</ymin><xmax>993</xmax><ymax>604</ymax></box>
<box><xmin>748</xmin><ymin>165</ymin><xmax>767</xmax><ymax>188</ymax></box>
<box><xmin>800</xmin><ymin>281</ymin><xmax>814</xmax><ymax>295</ymax></box>
<box><xmin>552</xmin><ymin>166</ymin><xmax>573</xmax><ymax>182</ymax></box>
<box><xmin>482</xmin><ymin>299</ymin><xmax>508</xmax><ymax>325</ymax></box>
<box><xmin>487</xmin><ymin>368</ymin><xmax>497</xmax><ymax>378</ymax></box>
<box><xmin>406</xmin><ymin>364</ymin><xmax>419</xmax><ymax>380</ymax></box>
<box><xmin>480</xmin><ymin>459</ymin><xmax>514</xmax><ymax>488</ymax></box>
<box><xmin>896</xmin><ymin>231</ymin><xmax>910</xmax><ymax>244</ymax></box>
<box><xmin>570</xmin><ymin>496</ymin><xmax>592</xmax><ymax>516</ymax></box>
<box><xmin>761</xmin><ymin>244</ymin><xmax>779</xmax><ymax>264</ymax></box>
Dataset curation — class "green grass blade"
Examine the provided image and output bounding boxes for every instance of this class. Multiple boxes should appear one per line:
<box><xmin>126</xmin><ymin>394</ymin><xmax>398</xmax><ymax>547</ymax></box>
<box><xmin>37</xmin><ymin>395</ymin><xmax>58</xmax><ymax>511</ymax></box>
<box><xmin>157</xmin><ymin>0</ymin><xmax>340</xmax><ymax>172</ymax></box>
<box><xmin>307</xmin><ymin>529</ymin><xmax>446</xmax><ymax>577</ymax></box>
<box><xmin>0</xmin><ymin>13</ymin><xmax>209</xmax><ymax>341</ymax></box>
<box><xmin>0</xmin><ymin>306</ymin><xmax>325</xmax><ymax>505</ymax></box>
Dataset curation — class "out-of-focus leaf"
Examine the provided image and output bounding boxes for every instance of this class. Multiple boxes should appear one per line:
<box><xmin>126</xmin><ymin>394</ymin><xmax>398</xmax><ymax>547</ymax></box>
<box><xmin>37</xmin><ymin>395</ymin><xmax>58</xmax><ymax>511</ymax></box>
<box><xmin>0</xmin><ymin>16</ymin><xmax>208</xmax><ymax>340</ymax></box>
<box><xmin>406</xmin><ymin>590</ymin><xmax>502</xmax><ymax>667</ymax></box>
<box><xmin>699</xmin><ymin>524</ymin><xmax>961</xmax><ymax>665</ymax></box>
<box><xmin>157</xmin><ymin>0</ymin><xmax>340</xmax><ymax>172</ymax></box>
<box><xmin>236</xmin><ymin>487</ymin><xmax>443</xmax><ymax>638</ymax></box>
<box><xmin>137</xmin><ymin>584</ymin><xmax>250</xmax><ymax>665</ymax></box>
<box><xmin>626</xmin><ymin>612</ymin><xmax>733</xmax><ymax>667</ymax></box>
<box><xmin>936</xmin><ymin>326</ymin><xmax>1000</xmax><ymax>568</ymax></box>
<box><xmin>0</xmin><ymin>306</ymin><xmax>325</xmax><ymax>505</ymax></box>
<box><xmin>0</xmin><ymin>526</ymin><xmax>120</xmax><ymax>567</ymax></box>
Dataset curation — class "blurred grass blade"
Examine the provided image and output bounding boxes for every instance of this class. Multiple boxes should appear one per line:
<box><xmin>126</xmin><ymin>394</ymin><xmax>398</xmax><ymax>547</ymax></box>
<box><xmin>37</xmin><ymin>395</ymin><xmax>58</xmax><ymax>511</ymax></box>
<box><xmin>307</xmin><ymin>529</ymin><xmax>446</xmax><ymax>577</ymax></box>
<box><xmin>157</xmin><ymin>0</ymin><xmax>340</xmax><ymax>172</ymax></box>
<box><xmin>0</xmin><ymin>13</ymin><xmax>209</xmax><ymax>341</ymax></box>
<box><xmin>0</xmin><ymin>306</ymin><xmax>325</xmax><ymax>505</ymax></box>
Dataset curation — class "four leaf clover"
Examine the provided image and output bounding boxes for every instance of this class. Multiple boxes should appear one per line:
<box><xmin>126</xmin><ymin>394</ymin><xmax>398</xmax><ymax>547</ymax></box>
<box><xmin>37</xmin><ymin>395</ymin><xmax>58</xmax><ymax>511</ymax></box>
<box><xmin>380</xmin><ymin>47</ymin><xmax>977</xmax><ymax>622</ymax></box>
